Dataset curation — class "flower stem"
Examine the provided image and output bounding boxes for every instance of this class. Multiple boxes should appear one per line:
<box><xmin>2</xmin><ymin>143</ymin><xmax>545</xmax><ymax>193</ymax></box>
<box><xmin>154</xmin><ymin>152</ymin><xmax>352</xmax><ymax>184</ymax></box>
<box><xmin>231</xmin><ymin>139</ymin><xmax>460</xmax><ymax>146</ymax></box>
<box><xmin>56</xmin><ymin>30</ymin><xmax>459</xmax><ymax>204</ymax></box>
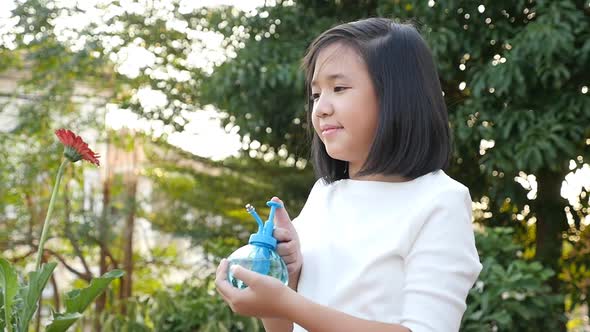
<box><xmin>35</xmin><ymin>159</ymin><xmax>69</xmax><ymax>270</ymax></box>
<box><xmin>5</xmin><ymin>287</ymin><xmax>12</xmax><ymax>332</ymax></box>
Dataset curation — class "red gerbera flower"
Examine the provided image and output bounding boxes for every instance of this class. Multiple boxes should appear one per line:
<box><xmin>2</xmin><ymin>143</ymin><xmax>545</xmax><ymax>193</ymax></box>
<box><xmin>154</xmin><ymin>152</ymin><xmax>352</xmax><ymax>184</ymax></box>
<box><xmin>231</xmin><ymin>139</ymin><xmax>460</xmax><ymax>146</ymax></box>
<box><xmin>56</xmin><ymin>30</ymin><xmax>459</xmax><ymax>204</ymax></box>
<box><xmin>55</xmin><ymin>129</ymin><xmax>100</xmax><ymax>166</ymax></box>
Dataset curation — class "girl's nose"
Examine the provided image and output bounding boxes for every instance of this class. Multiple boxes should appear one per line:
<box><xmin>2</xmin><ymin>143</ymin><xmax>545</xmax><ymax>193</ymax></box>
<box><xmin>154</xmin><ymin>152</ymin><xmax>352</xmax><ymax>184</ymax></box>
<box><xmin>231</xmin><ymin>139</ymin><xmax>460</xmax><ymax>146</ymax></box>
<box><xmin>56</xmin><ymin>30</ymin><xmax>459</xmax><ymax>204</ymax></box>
<box><xmin>314</xmin><ymin>96</ymin><xmax>334</xmax><ymax>118</ymax></box>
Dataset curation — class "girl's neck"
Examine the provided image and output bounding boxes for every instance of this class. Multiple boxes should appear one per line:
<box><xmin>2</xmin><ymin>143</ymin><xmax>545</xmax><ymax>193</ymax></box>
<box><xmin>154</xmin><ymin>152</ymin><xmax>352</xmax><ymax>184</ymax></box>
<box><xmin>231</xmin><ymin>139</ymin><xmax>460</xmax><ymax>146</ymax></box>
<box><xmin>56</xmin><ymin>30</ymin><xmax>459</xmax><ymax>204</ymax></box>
<box><xmin>349</xmin><ymin>173</ymin><xmax>408</xmax><ymax>183</ymax></box>
<box><xmin>348</xmin><ymin>162</ymin><xmax>408</xmax><ymax>183</ymax></box>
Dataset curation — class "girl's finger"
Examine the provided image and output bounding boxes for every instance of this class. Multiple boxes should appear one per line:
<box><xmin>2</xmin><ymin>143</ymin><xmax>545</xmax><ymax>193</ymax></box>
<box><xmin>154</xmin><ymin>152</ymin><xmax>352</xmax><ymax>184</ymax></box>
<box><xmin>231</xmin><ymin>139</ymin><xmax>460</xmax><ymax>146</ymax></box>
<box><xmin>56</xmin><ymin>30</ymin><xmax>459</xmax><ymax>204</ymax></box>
<box><xmin>231</xmin><ymin>265</ymin><xmax>259</xmax><ymax>287</ymax></box>
<box><xmin>276</xmin><ymin>242</ymin><xmax>295</xmax><ymax>256</ymax></box>
<box><xmin>273</xmin><ymin>228</ymin><xmax>292</xmax><ymax>242</ymax></box>
<box><xmin>270</xmin><ymin>196</ymin><xmax>292</xmax><ymax>228</ymax></box>
<box><xmin>216</xmin><ymin>276</ymin><xmax>234</xmax><ymax>300</ymax></box>
<box><xmin>281</xmin><ymin>252</ymin><xmax>298</xmax><ymax>264</ymax></box>
<box><xmin>215</xmin><ymin>260</ymin><xmax>237</xmax><ymax>304</ymax></box>
<box><xmin>216</xmin><ymin>258</ymin><xmax>228</xmax><ymax>280</ymax></box>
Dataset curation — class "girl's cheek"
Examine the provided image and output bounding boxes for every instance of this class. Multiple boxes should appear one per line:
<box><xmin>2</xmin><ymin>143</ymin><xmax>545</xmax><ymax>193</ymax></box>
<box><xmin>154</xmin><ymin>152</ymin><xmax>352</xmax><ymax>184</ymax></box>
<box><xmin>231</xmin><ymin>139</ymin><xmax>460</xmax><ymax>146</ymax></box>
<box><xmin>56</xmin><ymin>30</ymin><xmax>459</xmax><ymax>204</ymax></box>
<box><xmin>312</xmin><ymin>119</ymin><xmax>320</xmax><ymax>134</ymax></box>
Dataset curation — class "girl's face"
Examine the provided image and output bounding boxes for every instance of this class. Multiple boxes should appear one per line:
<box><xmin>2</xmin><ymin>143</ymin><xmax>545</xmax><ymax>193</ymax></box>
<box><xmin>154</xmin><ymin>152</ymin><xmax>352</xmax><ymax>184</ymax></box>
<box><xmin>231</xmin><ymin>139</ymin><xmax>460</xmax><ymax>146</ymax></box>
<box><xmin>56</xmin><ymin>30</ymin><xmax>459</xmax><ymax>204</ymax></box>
<box><xmin>310</xmin><ymin>42</ymin><xmax>379</xmax><ymax>176</ymax></box>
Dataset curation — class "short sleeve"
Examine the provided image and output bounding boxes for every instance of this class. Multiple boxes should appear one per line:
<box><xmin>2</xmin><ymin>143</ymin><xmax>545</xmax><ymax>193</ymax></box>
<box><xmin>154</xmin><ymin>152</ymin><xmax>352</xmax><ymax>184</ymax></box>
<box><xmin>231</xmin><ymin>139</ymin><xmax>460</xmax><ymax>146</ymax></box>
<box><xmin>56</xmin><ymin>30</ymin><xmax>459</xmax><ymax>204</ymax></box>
<box><xmin>400</xmin><ymin>187</ymin><xmax>482</xmax><ymax>332</ymax></box>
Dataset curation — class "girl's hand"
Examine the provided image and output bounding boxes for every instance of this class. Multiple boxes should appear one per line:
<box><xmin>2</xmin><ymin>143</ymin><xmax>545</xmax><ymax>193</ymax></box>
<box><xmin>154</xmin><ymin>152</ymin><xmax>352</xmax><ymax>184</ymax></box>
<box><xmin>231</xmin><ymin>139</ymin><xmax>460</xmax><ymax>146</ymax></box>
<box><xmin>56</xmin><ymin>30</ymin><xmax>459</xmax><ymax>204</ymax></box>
<box><xmin>270</xmin><ymin>197</ymin><xmax>303</xmax><ymax>289</ymax></box>
<box><xmin>215</xmin><ymin>258</ymin><xmax>294</xmax><ymax>318</ymax></box>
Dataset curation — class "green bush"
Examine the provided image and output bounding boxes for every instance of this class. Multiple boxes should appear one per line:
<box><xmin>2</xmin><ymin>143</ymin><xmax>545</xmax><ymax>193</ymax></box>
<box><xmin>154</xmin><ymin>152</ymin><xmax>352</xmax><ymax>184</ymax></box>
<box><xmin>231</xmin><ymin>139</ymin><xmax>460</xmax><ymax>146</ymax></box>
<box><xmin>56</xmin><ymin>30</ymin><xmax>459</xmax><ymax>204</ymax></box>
<box><xmin>461</xmin><ymin>227</ymin><xmax>565</xmax><ymax>331</ymax></box>
<box><xmin>100</xmin><ymin>276</ymin><xmax>263</xmax><ymax>332</ymax></box>
<box><xmin>148</xmin><ymin>277</ymin><xmax>261</xmax><ymax>332</ymax></box>
<box><xmin>151</xmin><ymin>279</ymin><xmax>262</xmax><ymax>332</ymax></box>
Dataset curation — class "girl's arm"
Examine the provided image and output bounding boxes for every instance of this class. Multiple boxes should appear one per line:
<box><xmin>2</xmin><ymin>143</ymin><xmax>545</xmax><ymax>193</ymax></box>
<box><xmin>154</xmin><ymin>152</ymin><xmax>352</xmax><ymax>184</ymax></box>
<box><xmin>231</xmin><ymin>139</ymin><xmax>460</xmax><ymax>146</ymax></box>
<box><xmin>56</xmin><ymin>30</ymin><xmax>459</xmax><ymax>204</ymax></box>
<box><xmin>259</xmin><ymin>269</ymin><xmax>300</xmax><ymax>332</ymax></box>
<box><xmin>283</xmin><ymin>288</ymin><xmax>410</xmax><ymax>332</ymax></box>
<box><xmin>261</xmin><ymin>318</ymin><xmax>293</xmax><ymax>332</ymax></box>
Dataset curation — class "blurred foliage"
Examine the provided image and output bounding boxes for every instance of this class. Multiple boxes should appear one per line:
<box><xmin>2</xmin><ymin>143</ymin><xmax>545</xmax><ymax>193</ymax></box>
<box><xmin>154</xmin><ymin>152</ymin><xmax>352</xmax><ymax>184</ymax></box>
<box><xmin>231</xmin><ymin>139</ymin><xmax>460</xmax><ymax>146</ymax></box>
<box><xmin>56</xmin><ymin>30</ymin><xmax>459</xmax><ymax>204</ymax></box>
<box><xmin>100</xmin><ymin>277</ymin><xmax>263</xmax><ymax>332</ymax></box>
<box><xmin>462</xmin><ymin>227</ymin><xmax>564</xmax><ymax>331</ymax></box>
<box><xmin>562</xmin><ymin>226</ymin><xmax>590</xmax><ymax>312</ymax></box>
<box><xmin>141</xmin><ymin>139</ymin><xmax>314</xmax><ymax>259</ymax></box>
<box><xmin>1</xmin><ymin>0</ymin><xmax>589</xmax><ymax>330</ymax></box>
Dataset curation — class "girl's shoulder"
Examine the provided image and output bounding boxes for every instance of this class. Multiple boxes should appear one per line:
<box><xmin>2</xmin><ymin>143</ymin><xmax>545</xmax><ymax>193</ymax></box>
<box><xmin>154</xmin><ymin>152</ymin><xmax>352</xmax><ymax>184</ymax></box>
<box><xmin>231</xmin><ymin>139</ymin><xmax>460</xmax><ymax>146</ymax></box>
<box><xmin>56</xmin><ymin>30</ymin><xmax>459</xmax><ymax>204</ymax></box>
<box><xmin>407</xmin><ymin>170</ymin><xmax>471</xmax><ymax>207</ymax></box>
<box><xmin>427</xmin><ymin>170</ymin><xmax>470</xmax><ymax>194</ymax></box>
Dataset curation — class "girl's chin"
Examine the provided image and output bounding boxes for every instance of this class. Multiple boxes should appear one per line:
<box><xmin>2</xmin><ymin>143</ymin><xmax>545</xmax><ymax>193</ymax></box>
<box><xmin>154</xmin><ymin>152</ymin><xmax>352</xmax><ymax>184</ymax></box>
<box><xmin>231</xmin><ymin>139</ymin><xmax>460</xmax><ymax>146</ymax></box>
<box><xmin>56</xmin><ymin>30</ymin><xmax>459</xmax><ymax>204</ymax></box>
<box><xmin>324</xmin><ymin>148</ymin><xmax>348</xmax><ymax>161</ymax></box>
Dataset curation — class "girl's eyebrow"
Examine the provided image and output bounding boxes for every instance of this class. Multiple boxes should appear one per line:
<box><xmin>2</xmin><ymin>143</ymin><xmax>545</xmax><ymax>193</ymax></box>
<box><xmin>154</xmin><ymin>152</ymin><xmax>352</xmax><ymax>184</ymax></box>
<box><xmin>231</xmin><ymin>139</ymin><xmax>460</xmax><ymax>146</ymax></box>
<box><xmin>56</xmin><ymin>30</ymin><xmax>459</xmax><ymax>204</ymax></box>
<box><xmin>311</xmin><ymin>73</ymin><xmax>349</xmax><ymax>87</ymax></box>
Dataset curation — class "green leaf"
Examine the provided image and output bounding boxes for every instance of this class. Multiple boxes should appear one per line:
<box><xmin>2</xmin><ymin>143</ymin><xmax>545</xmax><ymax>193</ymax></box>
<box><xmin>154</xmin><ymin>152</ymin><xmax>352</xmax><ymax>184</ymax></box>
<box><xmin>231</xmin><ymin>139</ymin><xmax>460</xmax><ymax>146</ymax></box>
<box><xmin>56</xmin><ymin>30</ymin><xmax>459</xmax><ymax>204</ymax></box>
<box><xmin>45</xmin><ymin>312</ymin><xmax>83</xmax><ymax>332</ymax></box>
<box><xmin>63</xmin><ymin>269</ymin><xmax>124</xmax><ymax>314</ymax></box>
<box><xmin>0</xmin><ymin>258</ymin><xmax>18</xmax><ymax>332</ymax></box>
<box><xmin>44</xmin><ymin>270</ymin><xmax>123</xmax><ymax>332</ymax></box>
<box><xmin>18</xmin><ymin>262</ymin><xmax>57</xmax><ymax>332</ymax></box>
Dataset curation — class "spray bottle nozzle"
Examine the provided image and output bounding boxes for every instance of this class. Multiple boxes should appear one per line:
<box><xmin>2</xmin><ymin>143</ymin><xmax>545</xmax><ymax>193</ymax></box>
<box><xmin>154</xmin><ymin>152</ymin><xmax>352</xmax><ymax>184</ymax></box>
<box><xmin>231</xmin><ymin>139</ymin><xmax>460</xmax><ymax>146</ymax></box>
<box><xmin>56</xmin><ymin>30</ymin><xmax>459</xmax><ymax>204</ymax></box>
<box><xmin>245</xmin><ymin>204</ymin><xmax>265</xmax><ymax>231</ymax></box>
<box><xmin>245</xmin><ymin>200</ymin><xmax>283</xmax><ymax>249</ymax></box>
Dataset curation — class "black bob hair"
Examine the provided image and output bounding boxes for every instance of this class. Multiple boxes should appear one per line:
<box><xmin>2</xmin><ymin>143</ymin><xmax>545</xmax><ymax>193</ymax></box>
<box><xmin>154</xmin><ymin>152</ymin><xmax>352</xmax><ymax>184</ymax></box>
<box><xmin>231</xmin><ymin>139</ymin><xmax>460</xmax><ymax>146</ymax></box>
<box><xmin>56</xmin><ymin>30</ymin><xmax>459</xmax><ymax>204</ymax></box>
<box><xmin>302</xmin><ymin>18</ymin><xmax>451</xmax><ymax>183</ymax></box>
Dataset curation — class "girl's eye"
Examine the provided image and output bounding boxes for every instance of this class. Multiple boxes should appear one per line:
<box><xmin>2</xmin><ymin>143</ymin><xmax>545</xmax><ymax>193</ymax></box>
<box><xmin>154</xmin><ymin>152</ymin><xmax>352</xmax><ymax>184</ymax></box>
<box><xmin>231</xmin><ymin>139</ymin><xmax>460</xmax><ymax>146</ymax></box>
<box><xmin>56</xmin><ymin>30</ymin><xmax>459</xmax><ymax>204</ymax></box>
<box><xmin>311</xmin><ymin>87</ymin><xmax>348</xmax><ymax>101</ymax></box>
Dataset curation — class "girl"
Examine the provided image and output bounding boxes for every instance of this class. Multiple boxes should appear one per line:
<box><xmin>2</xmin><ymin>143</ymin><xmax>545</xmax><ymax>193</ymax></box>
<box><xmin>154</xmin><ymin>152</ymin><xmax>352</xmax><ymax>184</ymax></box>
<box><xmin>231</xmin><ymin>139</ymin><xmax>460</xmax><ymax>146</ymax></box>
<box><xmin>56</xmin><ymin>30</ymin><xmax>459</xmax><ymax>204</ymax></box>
<box><xmin>215</xmin><ymin>17</ymin><xmax>482</xmax><ymax>332</ymax></box>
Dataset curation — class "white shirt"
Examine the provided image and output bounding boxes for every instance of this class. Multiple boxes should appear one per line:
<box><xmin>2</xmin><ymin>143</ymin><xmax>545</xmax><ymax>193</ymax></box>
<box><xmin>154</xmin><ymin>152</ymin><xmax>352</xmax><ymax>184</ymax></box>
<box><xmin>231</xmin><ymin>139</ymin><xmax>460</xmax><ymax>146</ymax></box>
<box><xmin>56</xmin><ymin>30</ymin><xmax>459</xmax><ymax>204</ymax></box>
<box><xmin>292</xmin><ymin>170</ymin><xmax>482</xmax><ymax>332</ymax></box>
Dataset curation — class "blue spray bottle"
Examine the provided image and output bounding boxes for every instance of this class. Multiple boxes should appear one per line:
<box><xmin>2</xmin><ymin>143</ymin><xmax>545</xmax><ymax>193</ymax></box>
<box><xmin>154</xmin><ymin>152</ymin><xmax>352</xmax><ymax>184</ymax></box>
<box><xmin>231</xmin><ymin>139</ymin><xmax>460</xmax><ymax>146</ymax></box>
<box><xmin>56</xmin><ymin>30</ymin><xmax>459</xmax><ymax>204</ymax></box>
<box><xmin>227</xmin><ymin>200</ymin><xmax>289</xmax><ymax>289</ymax></box>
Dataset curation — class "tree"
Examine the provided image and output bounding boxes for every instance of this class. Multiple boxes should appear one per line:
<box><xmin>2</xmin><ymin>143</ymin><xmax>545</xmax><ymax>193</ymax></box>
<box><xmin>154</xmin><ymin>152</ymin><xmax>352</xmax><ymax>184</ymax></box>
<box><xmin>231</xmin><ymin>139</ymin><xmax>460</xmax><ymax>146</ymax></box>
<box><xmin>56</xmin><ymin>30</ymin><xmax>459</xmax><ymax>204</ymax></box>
<box><xmin>2</xmin><ymin>0</ymin><xmax>588</xmax><ymax>329</ymax></box>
